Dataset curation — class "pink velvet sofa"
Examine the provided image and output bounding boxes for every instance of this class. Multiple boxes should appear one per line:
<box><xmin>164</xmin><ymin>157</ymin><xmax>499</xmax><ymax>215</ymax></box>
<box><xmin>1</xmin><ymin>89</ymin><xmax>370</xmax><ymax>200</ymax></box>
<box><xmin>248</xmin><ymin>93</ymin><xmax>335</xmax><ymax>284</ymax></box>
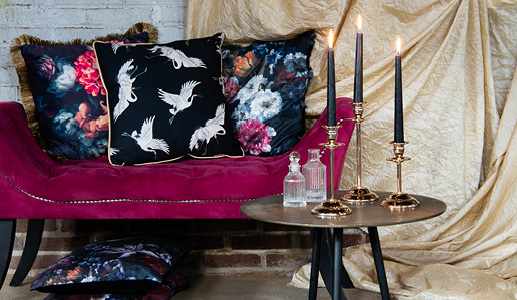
<box><xmin>0</xmin><ymin>97</ymin><xmax>355</xmax><ymax>289</ymax></box>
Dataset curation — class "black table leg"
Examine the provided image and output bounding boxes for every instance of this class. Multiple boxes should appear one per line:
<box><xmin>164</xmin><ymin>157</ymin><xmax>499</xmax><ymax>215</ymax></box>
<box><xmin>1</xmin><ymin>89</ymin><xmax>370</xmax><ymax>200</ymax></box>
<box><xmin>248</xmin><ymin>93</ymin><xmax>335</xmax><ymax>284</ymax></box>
<box><xmin>309</xmin><ymin>228</ymin><xmax>322</xmax><ymax>300</ymax></box>
<box><xmin>318</xmin><ymin>228</ymin><xmax>352</xmax><ymax>299</ymax></box>
<box><xmin>368</xmin><ymin>227</ymin><xmax>390</xmax><ymax>300</ymax></box>
<box><xmin>332</xmin><ymin>228</ymin><xmax>344</xmax><ymax>299</ymax></box>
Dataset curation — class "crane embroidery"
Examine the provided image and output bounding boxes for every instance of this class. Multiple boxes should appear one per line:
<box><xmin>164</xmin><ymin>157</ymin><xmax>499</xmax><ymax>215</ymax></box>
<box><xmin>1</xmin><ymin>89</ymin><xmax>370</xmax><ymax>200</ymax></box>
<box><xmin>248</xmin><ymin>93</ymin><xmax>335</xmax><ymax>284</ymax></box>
<box><xmin>113</xmin><ymin>59</ymin><xmax>146</xmax><ymax>122</ymax></box>
<box><xmin>189</xmin><ymin>104</ymin><xmax>226</xmax><ymax>155</ymax></box>
<box><xmin>148</xmin><ymin>46</ymin><xmax>207</xmax><ymax>69</ymax></box>
<box><xmin>122</xmin><ymin>116</ymin><xmax>170</xmax><ymax>160</ymax></box>
<box><xmin>111</xmin><ymin>43</ymin><xmax>136</xmax><ymax>54</ymax></box>
<box><xmin>158</xmin><ymin>80</ymin><xmax>201</xmax><ymax>124</ymax></box>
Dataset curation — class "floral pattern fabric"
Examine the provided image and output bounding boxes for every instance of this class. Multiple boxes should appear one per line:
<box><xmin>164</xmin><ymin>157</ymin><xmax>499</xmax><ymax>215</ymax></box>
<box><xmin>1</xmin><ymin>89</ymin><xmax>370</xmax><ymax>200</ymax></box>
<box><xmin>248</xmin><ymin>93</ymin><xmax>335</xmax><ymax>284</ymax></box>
<box><xmin>30</xmin><ymin>236</ymin><xmax>196</xmax><ymax>295</ymax></box>
<box><xmin>222</xmin><ymin>31</ymin><xmax>315</xmax><ymax>156</ymax></box>
<box><xmin>20</xmin><ymin>32</ymin><xmax>149</xmax><ymax>159</ymax></box>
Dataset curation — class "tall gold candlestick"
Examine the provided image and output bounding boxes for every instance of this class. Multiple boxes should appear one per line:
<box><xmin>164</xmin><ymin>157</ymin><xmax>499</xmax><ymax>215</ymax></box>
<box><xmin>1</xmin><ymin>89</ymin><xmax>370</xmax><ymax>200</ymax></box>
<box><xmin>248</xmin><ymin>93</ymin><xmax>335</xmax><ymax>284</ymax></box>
<box><xmin>343</xmin><ymin>102</ymin><xmax>378</xmax><ymax>202</ymax></box>
<box><xmin>343</xmin><ymin>15</ymin><xmax>378</xmax><ymax>202</ymax></box>
<box><xmin>311</xmin><ymin>125</ymin><xmax>352</xmax><ymax>217</ymax></box>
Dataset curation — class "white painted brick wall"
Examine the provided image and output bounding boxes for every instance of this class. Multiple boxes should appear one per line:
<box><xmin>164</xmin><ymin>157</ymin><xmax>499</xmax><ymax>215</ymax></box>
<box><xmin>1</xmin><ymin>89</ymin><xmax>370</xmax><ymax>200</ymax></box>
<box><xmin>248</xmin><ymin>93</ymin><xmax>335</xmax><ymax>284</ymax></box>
<box><xmin>0</xmin><ymin>0</ymin><xmax>188</xmax><ymax>102</ymax></box>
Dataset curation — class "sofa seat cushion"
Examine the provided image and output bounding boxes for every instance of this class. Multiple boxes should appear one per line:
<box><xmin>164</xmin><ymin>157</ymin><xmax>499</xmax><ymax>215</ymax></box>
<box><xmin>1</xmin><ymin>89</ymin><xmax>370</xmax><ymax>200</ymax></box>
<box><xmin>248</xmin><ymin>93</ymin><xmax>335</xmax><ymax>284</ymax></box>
<box><xmin>0</xmin><ymin>98</ymin><xmax>354</xmax><ymax>219</ymax></box>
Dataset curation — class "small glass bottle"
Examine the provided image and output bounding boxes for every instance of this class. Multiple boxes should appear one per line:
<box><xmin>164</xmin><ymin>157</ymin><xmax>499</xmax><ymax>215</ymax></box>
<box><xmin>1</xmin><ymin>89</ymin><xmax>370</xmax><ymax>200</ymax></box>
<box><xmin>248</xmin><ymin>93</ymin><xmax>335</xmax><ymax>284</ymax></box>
<box><xmin>302</xmin><ymin>149</ymin><xmax>327</xmax><ymax>202</ymax></box>
<box><xmin>283</xmin><ymin>152</ymin><xmax>306</xmax><ymax>207</ymax></box>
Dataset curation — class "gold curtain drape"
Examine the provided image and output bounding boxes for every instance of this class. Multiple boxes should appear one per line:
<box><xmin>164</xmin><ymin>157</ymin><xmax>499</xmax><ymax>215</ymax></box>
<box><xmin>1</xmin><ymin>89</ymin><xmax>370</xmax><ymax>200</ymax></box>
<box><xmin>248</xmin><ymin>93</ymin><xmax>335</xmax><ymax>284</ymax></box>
<box><xmin>187</xmin><ymin>0</ymin><xmax>517</xmax><ymax>298</ymax></box>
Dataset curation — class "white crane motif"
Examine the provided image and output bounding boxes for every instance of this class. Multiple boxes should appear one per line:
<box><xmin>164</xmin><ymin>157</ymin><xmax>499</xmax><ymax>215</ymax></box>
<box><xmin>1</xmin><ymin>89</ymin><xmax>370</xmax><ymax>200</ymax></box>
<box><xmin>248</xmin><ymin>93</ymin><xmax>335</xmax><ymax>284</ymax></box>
<box><xmin>111</xmin><ymin>43</ymin><xmax>136</xmax><ymax>54</ymax></box>
<box><xmin>158</xmin><ymin>80</ymin><xmax>201</xmax><ymax>124</ymax></box>
<box><xmin>189</xmin><ymin>104</ymin><xmax>226</xmax><ymax>155</ymax></box>
<box><xmin>113</xmin><ymin>59</ymin><xmax>146</xmax><ymax>122</ymax></box>
<box><xmin>148</xmin><ymin>46</ymin><xmax>207</xmax><ymax>69</ymax></box>
<box><xmin>121</xmin><ymin>116</ymin><xmax>170</xmax><ymax>159</ymax></box>
<box><xmin>108</xmin><ymin>148</ymin><xmax>120</xmax><ymax>157</ymax></box>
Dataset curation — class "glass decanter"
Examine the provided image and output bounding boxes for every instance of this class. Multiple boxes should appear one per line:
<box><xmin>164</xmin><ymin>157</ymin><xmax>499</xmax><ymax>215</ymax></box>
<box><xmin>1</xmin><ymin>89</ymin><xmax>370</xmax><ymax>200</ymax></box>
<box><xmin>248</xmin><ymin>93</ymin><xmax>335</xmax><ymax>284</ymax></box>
<box><xmin>283</xmin><ymin>152</ymin><xmax>306</xmax><ymax>207</ymax></box>
<box><xmin>302</xmin><ymin>149</ymin><xmax>327</xmax><ymax>202</ymax></box>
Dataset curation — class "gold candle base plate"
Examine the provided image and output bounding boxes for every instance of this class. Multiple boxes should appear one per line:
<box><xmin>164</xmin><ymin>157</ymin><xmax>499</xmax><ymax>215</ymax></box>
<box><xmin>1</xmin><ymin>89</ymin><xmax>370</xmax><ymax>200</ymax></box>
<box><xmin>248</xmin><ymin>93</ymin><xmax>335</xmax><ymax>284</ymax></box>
<box><xmin>311</xmin><ymin>199</ymin><xmax>352</xmax><ymax>217</ymax></box>
<box><xmin>380</xmin><ymin>192</ymin><xmax>419</xmax><ymax>208</ymax></box>
<box><xmin>343</xmin><ymin>187</ymin><xmax>379</xmax><ymax>202</ymax></box>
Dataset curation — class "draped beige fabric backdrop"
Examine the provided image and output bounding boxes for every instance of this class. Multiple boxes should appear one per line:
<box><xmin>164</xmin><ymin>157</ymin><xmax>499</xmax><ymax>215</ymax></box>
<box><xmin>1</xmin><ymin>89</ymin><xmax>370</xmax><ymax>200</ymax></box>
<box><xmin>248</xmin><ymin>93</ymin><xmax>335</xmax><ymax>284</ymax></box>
<box><xmin>187</xmin><ymin>0</ymin><xmax>517</xmax><ymax>298</ymax></box>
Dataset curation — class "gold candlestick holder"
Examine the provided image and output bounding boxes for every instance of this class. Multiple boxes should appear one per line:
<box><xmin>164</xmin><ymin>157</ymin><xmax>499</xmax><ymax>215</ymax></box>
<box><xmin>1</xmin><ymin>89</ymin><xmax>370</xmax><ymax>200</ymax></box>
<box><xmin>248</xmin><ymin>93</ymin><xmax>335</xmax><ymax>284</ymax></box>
<box><xmin>311</xmin><ymin>125</ymin><xmax>352</xmax><ymax>217</ymax></box>
<box><xmin>343</xmin><ymin>102</ymin><xmax>379</xmax><ymax>202</ymax></box>
<box><xmin>380</xmin><ymin>141</ymin><xmax>419</xmax><ymax>208</ymax></box>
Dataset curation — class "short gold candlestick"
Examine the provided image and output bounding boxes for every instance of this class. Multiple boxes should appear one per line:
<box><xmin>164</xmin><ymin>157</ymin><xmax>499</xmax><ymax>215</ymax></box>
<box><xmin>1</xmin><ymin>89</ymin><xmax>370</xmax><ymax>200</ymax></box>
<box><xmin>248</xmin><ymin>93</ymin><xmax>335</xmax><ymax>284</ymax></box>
<box><xmin>311</xmin><ymin>125</ymin><xmax>352</xmax><ymax>217</ymax></box>
<box><xmin>380</xmin><ymin>141</ymin><xmax>419</xmax><ymax>208</ymax></box>
<box><xmin>343</xmin><ymin>102</ymin><xmax>379</xmax><ymax>202</ymax></box>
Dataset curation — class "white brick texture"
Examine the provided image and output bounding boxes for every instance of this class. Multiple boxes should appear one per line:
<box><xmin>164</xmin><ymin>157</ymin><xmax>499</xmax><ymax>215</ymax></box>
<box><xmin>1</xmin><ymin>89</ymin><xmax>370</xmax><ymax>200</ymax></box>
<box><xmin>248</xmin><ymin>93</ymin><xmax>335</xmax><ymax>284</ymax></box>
<box><xmin>0</xmin><ymin>0</ymin><xmax>187</xmax><ymax>102</ymax></box>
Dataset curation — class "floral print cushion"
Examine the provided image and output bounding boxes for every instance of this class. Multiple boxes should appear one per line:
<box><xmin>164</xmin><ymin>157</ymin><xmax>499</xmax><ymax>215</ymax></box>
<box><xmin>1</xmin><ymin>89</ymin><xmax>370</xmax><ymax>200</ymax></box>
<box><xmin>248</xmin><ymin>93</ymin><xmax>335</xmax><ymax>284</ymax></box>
<box><xmin>30</xmin><ymin>236</ymin><xmax>196</xmax><ymax>295</ymax></box>
<box><xmin>42</xmin><ymin>271</ymin><xmax>188</xmax><ymax>300</ymax></box>
<box><xmin>17</xmin><ymin>29</ymin><xmax>151</xmax><ymax>160</ymax></box>
<box><xmin>222</xmin><ymin>30</ymin><xmax>316</xmax><ymax>156</ymax></box>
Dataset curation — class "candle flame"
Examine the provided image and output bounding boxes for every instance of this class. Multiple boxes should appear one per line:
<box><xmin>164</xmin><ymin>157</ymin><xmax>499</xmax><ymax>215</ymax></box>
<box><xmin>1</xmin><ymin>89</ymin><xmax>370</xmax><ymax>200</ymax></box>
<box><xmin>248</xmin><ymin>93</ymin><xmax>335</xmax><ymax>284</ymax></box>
<box><xmin>358</xmin><ymin>15</ymin><xmax>362</xmax><ymax>32</ymax></box>
<box><xmin>396</xmin><ymin>37</ymin><xmax>401</xmax><ymax>55</ymax></box>
<box><xmin>329</xmin><ymin>29</ymin><xmax>334</xmax><ymax>49</ymax></box>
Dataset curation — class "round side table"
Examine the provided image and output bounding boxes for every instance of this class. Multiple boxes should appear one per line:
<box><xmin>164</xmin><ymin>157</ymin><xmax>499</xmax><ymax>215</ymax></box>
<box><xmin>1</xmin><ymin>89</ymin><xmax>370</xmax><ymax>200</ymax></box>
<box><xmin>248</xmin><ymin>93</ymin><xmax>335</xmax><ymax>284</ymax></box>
<box><xmin>240</xmin><ymin>190</ymin><xmax>446</xmax><ymax>300</ymax></box>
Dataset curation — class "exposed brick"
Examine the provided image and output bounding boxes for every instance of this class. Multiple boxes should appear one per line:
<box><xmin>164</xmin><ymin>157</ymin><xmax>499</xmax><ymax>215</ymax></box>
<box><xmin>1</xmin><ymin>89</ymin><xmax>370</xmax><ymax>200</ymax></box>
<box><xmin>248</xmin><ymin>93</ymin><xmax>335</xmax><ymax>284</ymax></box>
<box><xmin>10</xmin><ymin>254</ymin><xmax>68</xmax><ymax>270</ymax></box>
<box><xmin>292</xmin><ymin>231</ymin><xmax>366</xmax><ymax>250</ymax></box>
<box><xmin>202</xmin><ymin>252</ymin><xmax>262</xmax><ymax>268</ymax></box>
<box><xmin>176</xmin><ymin>251</ymin><xmax>202</xmax><ymax>270</ymax></box>
<box><xmin>39</xmin><ymin>236</ymin><xmax>90</xmax><ymax>251</ymax></box>
<box><xmin>297</xmin><ymin>233</ymin><xmax>314</xmax><ymax>249</ymax></box>
<box><xmin>232</xmin><ymin>234</ymin><xmax>292</xmax><ymax>250</ymax></box>
<box><xmin>266</xmin><ymin>251</ymin><xmax>312</xmax><ymax>269</ymax></box>
<box><xmin>15</xmin><ymin>219</ymin><xmax>57</xmax><ymax>232</ymax></box>
<box><xmin>193</xmin><ymin>219</ymin><xmax>259</xmax><ymax>232</ymax></box>
<box><xmin>13</xmin><ymin>235</ymin><xmax>24</xmax><ymax>251</ymax></box>
<box><xmin>15</xmin><ymin>219</ymin><xmax>27</xmax><ymax>232</ymax></box>
<box><xmin>343</xmin><ymin>232</ymin><xmax>367</xmax><ymax>247</ymax></box>
<box><xmin>127</xmin><ymin>219</ymin><xmax>192</xmax><ymax>232</ymax></box>
<box><xmin>190</xmin><ymin>234</ymin><xmax>225</xmax><ymax>250</ymax></box>
<box><xmin>44</xmin><ymin>220</ymin><xmax>58</xmax><ymax>232</ymax></box>
<box><xmin>60</xmin><ymin>219</ymin><xmax>127</xmax><ymax>233</ymax></box>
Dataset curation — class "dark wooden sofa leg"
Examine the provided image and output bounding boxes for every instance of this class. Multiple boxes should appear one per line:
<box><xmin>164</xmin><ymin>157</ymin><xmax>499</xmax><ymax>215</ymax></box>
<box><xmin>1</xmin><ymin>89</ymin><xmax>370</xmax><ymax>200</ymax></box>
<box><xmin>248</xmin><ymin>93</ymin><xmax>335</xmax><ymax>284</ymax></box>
<box><xmin>0</xmin><ymin>219</ymin><xmax>16</xmax><ymax>290</ymax></box>
<box><xmin>9</xmin><ymin>219</ymin><xmax>44</xmax><ymax>286</ymax></box>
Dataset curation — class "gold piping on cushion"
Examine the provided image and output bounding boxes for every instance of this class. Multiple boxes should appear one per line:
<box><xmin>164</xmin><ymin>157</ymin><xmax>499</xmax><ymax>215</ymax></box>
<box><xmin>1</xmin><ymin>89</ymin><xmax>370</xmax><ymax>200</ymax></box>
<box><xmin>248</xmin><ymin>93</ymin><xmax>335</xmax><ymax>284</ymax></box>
<box><xmin>9</xmin><ymin>22</ymin><xmax>158</xmax><ymax>152</ymax></box>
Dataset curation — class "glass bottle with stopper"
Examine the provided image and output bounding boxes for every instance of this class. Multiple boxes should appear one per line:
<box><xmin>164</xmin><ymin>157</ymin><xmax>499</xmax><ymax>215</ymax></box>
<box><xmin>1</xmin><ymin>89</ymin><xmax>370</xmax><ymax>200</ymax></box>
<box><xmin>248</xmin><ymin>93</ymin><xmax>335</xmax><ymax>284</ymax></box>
<box><xmin>303</xmin><ymin>149</ymin><xmax>326</xmax><ymax>202</ymax></box>
<box><xmin>283</xmin><ymin>151</ymin><xmax>306</xmax><ymax>207</ymax></box>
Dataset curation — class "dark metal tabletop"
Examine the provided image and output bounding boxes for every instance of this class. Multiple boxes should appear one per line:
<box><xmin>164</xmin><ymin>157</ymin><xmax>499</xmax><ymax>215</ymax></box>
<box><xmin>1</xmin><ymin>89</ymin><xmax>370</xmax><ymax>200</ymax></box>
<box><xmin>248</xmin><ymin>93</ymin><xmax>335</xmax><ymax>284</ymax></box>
<box><xmin>240</xmin><ymin>191</ymin><xmax>447</xmax><ymax>228</ymax></box>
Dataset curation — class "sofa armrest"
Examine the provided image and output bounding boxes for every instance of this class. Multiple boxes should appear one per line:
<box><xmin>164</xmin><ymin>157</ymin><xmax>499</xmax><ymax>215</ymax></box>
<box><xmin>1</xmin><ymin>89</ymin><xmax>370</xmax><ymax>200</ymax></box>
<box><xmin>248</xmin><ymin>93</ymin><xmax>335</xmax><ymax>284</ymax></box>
<box><xmin>0</xmin><ymin>101</ymin><xmax>55</xmax><ymax>183</ymax></box>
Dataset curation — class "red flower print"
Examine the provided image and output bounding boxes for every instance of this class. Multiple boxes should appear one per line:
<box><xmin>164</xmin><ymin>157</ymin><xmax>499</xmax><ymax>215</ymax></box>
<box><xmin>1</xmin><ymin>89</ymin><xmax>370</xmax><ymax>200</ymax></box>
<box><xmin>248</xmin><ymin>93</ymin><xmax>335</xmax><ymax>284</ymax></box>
<box><xmin>37</xmin><ymin>55</ymin><xmax>56</xmax><ymax>80</ymax></box>
<box><xmin>74</xmin><ymin>50</ymin><xmax>106</xmax><ymax>97</ymax></box>
<box><xmin>275</xmin><ymin>65</ymin><xmax>295</xmax><ymax>88</ymax></box>
<box><xmin>223</xmin><ymin>76</ymin><xmax>240</xmax><ymax>102</ymax></box>
<box><xmin>233</xmin><ymin>51</ymin><xmax>261</xmax><ymax>77</ymax></box>
<box><xmin>95</xmin><ymin>101</ymin><xmax>109</xmax><ymax>133</ymax></box>
<box><xmin>74</xmin><ymin>102</ymin><xmax>91</xmax><ymax>130</ymax></box>
<box><xmin>237</xmin><ymin>119</ymin><xmax>275</xmax><ymax>155</ymax></box>
<box><xmin>67</xmin><ymin>266</ymin><xmax>82</xmax><ymax>280</ymax></box>
<box><xmin>74</xmin><ymin>101</ymin><xmax>109</xmax><ymax>139</ymax></box>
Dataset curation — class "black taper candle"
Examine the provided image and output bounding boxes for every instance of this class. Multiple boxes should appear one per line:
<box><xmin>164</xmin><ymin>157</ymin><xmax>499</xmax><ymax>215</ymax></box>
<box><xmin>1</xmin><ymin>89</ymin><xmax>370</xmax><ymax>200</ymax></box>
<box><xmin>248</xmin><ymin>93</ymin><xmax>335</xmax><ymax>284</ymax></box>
<box><xmin>353</xmin><ymin>16</ymin><xmax>363</xmax><ymax>104</ymax></box>
<box><xmin>394</xmin><ymin>40</ymin><xmax>404</xmax><ymax>143</ymax></box>
<box><xmin>327</xmin><ymin>31</ymin><xmax>336</xmax><ymax>127</ymax></box>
